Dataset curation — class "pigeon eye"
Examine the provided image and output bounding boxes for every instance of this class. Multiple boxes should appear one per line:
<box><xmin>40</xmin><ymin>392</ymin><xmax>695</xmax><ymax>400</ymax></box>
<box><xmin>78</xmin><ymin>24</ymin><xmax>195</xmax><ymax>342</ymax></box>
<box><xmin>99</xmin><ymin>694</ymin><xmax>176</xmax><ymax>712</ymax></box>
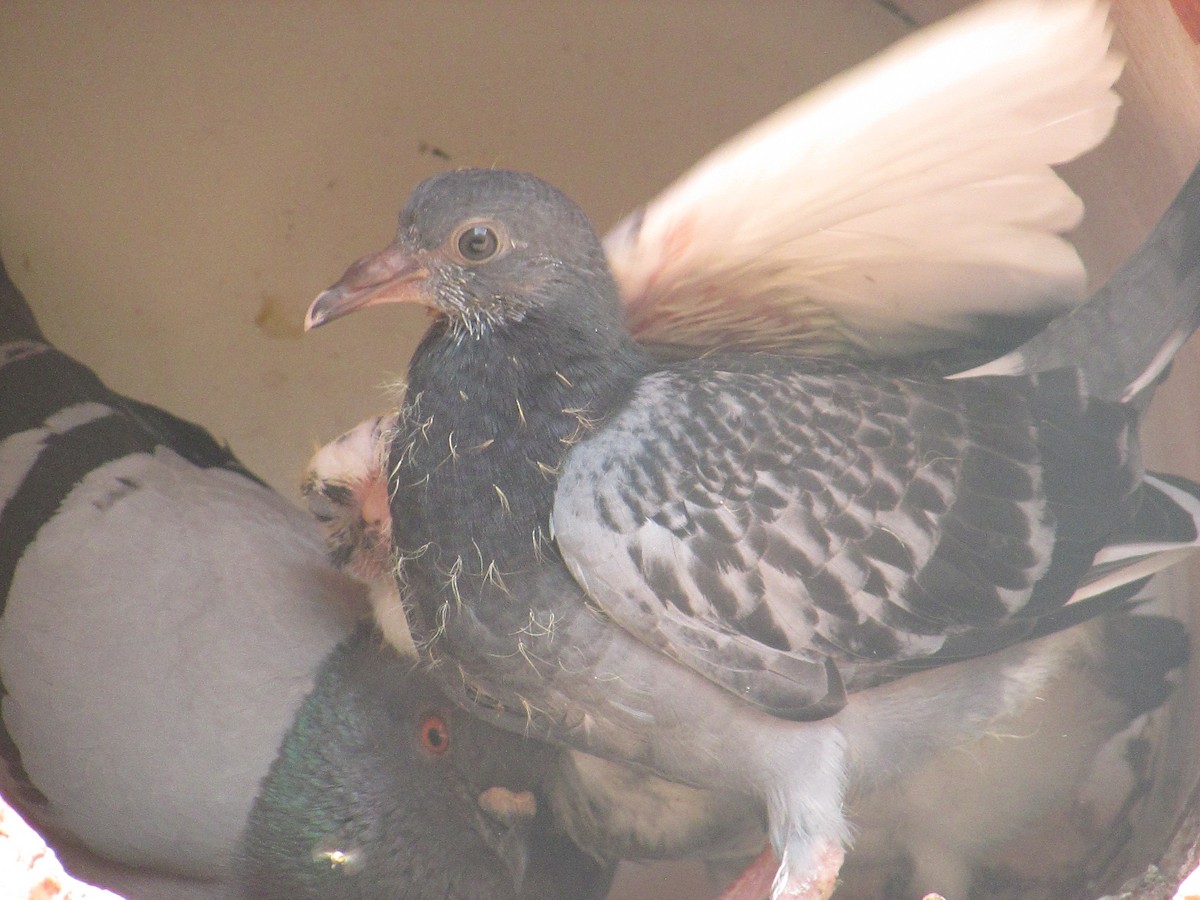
<box><xmin>456</xmin><ymin>225</ymin><xmax>500</xmax><ymax>262</ymax></box>
<box><xmin>419</xmin><ymin>713</ymin><xmax>451</xmax><ymax>755</ymax></box>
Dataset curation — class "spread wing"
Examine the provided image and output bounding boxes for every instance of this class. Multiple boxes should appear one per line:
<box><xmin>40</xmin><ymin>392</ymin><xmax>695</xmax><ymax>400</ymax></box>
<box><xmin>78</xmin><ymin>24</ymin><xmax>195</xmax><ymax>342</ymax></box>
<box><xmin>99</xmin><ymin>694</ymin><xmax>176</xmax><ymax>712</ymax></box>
<box><xmin>550</xmin><ymin>354</ymin><xmax>1177</xmax><ymax>720</ymax></box>
<box><xmin>604</xmin><ymin>0</ymin><xmax>1121</xmax><ymax>357</ymax></box>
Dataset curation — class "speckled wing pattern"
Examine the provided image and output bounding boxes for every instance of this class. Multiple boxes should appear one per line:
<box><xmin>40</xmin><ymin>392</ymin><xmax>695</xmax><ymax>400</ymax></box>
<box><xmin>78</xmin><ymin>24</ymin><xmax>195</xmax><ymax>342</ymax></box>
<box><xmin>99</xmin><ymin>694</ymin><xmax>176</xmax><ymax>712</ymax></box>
<box><xmin>552</xmin><ymin>353</ymin><xmax>1141</xmax><ymax>720</ymax></box>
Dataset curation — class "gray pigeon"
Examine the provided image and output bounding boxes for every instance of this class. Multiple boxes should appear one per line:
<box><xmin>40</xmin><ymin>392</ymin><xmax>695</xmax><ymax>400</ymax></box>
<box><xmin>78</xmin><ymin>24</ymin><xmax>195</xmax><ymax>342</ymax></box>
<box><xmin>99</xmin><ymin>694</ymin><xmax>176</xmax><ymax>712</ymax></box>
<box><xmin>236</xmin><ymin>623</ymin><xmax>614</xmax><ymax>900</ymax></box>
<box><xmin>303</xmin><ymin>408</ymin><xmax>1193</xmax><ymax>899</ymax></box>
<box><xmin>305</xmin><ymin>157</ymin><xmax>1200</xmax><ymax>900</ymax></box>
<box><xmin>0</xmin><ymin>256</ymin><xmax>356</xmax><ymax>883</ymax></box>
<box><xmin>0</xmin><ymin>257</ymin><xmax>610</xmax><ymax>900</ymax></box>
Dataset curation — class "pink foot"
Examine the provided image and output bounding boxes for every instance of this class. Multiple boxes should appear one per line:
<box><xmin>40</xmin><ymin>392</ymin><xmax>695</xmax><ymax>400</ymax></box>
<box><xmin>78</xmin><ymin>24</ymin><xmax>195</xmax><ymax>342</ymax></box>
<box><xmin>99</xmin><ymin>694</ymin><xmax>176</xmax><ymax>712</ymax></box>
<box><xmin>773</xmin><ymin>843</ymin><xmax>843</xmax><ymax>899</ymax></box>
<box><xmin>717</xmin><ymin>846</ymin><xmax>779</xmax><ymax>900</ymax></box>
<box><xmin>717</xmin><ymin>842</ymin><xmax>844</xmax><ymax>900</ymax></box>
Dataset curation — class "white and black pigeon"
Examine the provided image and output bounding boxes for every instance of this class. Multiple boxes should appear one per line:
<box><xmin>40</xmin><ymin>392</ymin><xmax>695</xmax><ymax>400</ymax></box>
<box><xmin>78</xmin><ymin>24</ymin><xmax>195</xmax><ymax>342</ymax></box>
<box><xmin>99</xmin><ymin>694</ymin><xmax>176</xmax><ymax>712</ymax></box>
<box><xmin>0</xmin><ymin>257</ymin><xmax>612</xmax><ymax>900</ymax></box>
<box><xmin>302</xmin><ymin>35</ymin><xmax>1200</xmax><ymax>900</ymax></box>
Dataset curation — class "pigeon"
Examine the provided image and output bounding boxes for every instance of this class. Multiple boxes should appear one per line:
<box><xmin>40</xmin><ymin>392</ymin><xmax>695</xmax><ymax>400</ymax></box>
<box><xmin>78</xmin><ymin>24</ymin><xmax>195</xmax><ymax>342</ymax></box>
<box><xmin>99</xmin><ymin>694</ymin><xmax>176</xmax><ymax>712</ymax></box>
<box><xmin>301</xmin><ymin>153</ymin><xmax>1200</xmax><ymax>900</ymax></box>
<box><xmin>302</xmin><ymin>0</ymin><xmax>1125</xmax><ymax>653</ymax></box>
<box><xmin>0</xmin><ymin>255</ymin><xmax>357</xmax><ymax>883</ymax></box>
<box><xmin>299</xmin><ymin>2</ymin><xmax>1200</xmax><ymax>895</ymax></box>
<box><xmin>303</xmin><ymin>0</ymin><xmax>1125</xmax><ymax>624</ymax></box>
<box><xmin>302</xmin><ymin>0</ymin><xmax>1126</xmax><ymax>679</ymax></box>
<box><xmin>0</xmin><ymin>256</ymin><xmax>610</xmax><ymax>900</ymax></box>
<box><xmin>236</xmin><ymin>623</ymin><xmax>615</xmax><ymax>900</ymax></box>
<box><xmin>303</xmin><ymin>416</ymin><xmax>1184</xmax><ymax>900</ymax></box>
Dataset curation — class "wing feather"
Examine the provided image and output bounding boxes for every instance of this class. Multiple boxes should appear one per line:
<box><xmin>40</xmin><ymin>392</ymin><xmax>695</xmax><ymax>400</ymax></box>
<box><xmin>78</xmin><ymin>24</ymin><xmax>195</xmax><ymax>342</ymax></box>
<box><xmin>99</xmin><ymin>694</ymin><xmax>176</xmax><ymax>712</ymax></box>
<box><xmin>552</xmin><ymin>356</ymin><xmax>1156</xmax><ymax>718</ymax></box>
<box><xmin>604</xmin><ymin>0</ymin><xmax>1121</xmax><ymax>356</ymax></box>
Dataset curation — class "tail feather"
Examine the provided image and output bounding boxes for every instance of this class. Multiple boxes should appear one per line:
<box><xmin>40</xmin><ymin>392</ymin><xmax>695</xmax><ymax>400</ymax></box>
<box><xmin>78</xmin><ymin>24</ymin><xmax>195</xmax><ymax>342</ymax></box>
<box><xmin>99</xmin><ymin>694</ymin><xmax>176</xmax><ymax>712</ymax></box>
<box><xmin>951</xmin><ymin>161</ymin><xmax>1200</xmax><ymax>403</ymax></box>
<box><xmin>0</xmin><ymin>257</ymin><xmax>45</xmax><ymax>344</ymax></box>
<box><xmin>922</xmin><ymin>470</ymin><xmax>1200</xmax><ymax>669</ymax></box>
<box><xmin>0</xmin><ymin>252</ymin><xmax>257</xmax><ymax>486</ymax></box>
<box><xmin>1068</xmin><ymin>472</ymin><xmax>1200</xmax><ymax>604</ymax></box>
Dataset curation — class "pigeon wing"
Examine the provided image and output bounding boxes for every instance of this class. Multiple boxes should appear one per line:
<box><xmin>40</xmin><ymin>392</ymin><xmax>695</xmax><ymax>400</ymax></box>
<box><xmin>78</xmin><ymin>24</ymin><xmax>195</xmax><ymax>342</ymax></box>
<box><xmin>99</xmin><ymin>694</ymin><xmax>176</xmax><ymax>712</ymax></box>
<box><xmin>551</xmin><ymin>354</ymin><xmax>1146</xmax><ymax>720</ymax></box>
<box><xmin>605</xmin><ymin>0</ymin><xmax>1121</xmax><ymax>357</ymax></box>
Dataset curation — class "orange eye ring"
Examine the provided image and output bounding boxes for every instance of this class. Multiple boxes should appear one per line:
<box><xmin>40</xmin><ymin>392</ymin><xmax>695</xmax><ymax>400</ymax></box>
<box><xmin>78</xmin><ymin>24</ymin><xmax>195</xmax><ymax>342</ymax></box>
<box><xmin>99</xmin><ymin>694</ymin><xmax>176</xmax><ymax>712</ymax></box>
<box><xmin>419</xmin><ymin>712</ymin><xmax>451</xmax><ymax>755</ymax></box>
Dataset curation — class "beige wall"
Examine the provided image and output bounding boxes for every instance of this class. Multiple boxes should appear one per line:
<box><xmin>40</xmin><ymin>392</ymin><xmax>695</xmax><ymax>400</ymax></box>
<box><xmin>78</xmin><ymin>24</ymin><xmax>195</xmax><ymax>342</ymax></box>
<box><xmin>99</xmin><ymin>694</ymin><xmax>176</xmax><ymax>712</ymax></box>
<box><xmin>2</xmin><ymin>2</ymin><xmax>1199</xmax><ymax>897</ymax></box>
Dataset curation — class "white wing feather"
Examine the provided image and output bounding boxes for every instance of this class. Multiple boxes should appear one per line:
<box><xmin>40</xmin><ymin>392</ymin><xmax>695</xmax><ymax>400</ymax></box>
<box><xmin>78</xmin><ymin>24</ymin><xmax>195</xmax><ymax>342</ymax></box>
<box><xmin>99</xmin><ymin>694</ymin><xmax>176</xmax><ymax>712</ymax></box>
<box><xmin>604</xmin><ymin>0</ymin><xmax>1122</xmax><ymax>355</ymax></box>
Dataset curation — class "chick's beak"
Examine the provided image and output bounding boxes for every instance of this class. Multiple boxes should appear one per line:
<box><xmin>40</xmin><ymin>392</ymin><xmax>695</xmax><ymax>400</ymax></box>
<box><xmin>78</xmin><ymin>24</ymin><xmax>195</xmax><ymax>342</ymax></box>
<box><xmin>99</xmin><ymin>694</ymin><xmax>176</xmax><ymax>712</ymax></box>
<box><xmin>477</xmin><ymin>786</ymin><xmax>538</xmax><ymax>893</ymax></box>
<box><xmin>305</xmin><ymin>241</ymin><xmax>431</xmax><ymax>330</ymax></box>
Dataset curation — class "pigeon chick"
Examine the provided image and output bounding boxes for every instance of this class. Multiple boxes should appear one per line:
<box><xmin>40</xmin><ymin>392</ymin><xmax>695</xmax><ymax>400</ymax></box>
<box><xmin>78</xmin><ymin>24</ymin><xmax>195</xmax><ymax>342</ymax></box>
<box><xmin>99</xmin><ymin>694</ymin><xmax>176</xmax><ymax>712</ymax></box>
<box><xmin>236</xmin><ymin>623</ymin><xmax>615</xmax><ymax>900</ymax></box>
<box><xmin>304</xmin><ymin>158</ymin><xmax>1200</xmax><ymax>900</ymax></box>
<box><xmin>303</xmin><ymin>412</ymin><xmax>414</xmax><ymax>656</ymax></box>
<box><xmin>0</xmin><ymin>255</ymin><xmax>608</xmax><ymax>900</ymax></box>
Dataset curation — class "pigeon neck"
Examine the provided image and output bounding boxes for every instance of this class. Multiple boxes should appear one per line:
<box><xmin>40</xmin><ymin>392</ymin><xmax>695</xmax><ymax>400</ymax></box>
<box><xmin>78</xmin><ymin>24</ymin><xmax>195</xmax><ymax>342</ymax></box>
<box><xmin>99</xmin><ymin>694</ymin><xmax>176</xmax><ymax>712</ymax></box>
<box><xmin>394</xmin><ymin>312</ymin><xmax>648</xmax><ymax>576</ymax></box>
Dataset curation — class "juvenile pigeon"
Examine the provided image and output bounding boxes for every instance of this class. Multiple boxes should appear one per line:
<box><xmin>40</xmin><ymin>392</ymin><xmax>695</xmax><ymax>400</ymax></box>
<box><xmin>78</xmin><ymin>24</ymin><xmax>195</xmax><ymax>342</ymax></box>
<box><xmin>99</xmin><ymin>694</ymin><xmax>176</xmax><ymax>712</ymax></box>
<box><xmin>309</xmin><ymin>411</ymin><xmax>1200</xmax><ymax>900</ymax></box>
<box><xmin>302</xmin><ymin>0</ymin><xmax>1125</xmax><ymax>642</ymax></box>
<box><xmin>0</xmin><ymin>257</ymin><xmax>609</xmax><ymax>900</ymax></box>
<box><xmin>303</xmin><ymin>144</ymin><xmax>1200</xmax><ymax>900</ymax></box>
<box><xmin>299</xmin><ymin>2</ymin><xmax>1200</xmax><ymax>896</ymax></box>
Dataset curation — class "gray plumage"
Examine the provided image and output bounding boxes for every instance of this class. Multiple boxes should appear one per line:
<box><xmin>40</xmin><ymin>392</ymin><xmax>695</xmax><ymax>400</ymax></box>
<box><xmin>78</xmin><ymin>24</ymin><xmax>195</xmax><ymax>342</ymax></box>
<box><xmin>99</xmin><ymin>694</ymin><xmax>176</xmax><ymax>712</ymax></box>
<box><xmin>0</xmin><ymin>257</ymin><xmax>357</xmax><ymax>879</ymax></box>
<box><xmin>306</xmin><ymin>163</ymin><xmax>1200</xmax><ymax>896</ymax></box>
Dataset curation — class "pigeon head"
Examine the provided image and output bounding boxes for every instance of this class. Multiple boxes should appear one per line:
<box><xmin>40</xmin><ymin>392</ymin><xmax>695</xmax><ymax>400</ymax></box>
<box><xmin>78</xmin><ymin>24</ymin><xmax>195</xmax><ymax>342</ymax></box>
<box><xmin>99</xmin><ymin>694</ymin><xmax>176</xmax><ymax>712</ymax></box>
<box><xmin>237</xmin><ymin>627</ymin><xmax>613</xmax><ymax>899</ymax></box>
<box><xmin>306</xmin><ymin>169</ymin><xmax>622</xmax><ymax>340</ymax></box>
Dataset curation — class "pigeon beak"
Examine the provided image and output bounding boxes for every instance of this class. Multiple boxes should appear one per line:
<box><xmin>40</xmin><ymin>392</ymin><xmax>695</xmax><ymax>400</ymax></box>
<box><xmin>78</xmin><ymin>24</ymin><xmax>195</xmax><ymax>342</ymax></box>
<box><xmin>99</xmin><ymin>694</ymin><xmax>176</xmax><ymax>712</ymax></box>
<box><xmin>477</xmin><ymin>786</ymin><xmax>538</xmax><ymax>893</ymax></box>
<box><xmin>305</xmin><ymin>242</ymin><xmax>431</xmax><ymax>330</ymax></box>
